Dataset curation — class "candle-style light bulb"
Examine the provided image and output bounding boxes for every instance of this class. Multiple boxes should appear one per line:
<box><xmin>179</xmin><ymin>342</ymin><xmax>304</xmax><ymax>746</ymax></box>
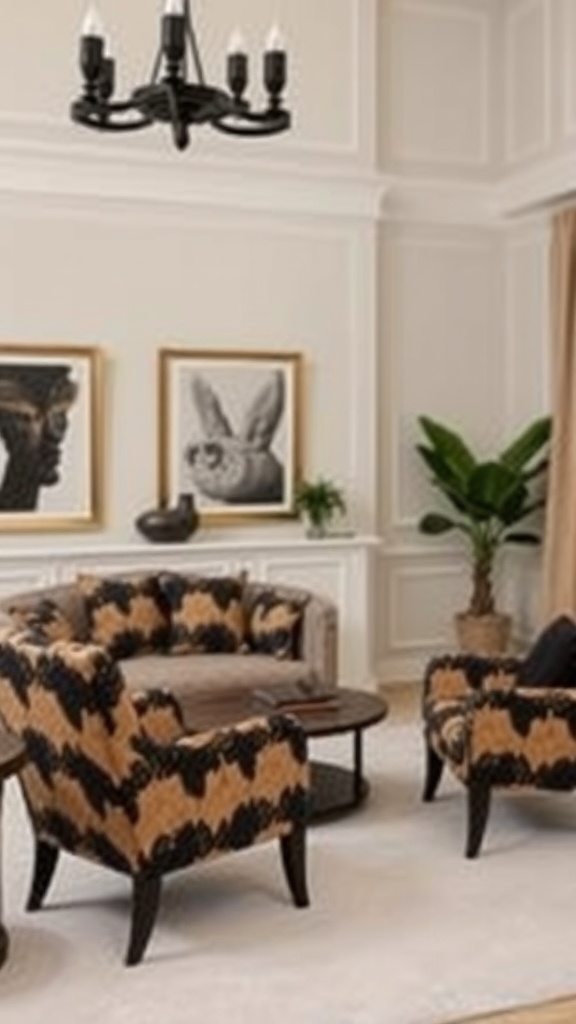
<box><xmin>162</xmin><ymin>0</ymin><xmax>186</xmax><ymax>68</ymax></box>
<box><xmin>265</xmin><ymin>23</ymin><xmax>285</xmax><ymax>53</ymax></box>
<box><xmin>227</xmin><ymin>28</ymin><xmax>247</xmax><ymax>56</ymax></box>
<box><xmin>263</xmin><ymin>23</ymin><xmax>287</xmax><ymax>103</ymax></box>
<box><xmin>80</xmin><ymin>5</ymin><xmax>105</xmax><ymax>88</ymax></box>
<box><xmin>82</xmin><ymin>5</ymin><xmax>104</xmax><ymax>39</ymax></box>
<box><xmin>227</xmin><ymin>27</ymin><xmax>248</xmax><ymax>101</ymax></box>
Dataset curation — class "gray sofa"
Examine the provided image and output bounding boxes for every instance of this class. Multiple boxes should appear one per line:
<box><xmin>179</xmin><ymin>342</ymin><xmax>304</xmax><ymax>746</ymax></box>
<box><xmin>0</xmin><ymin>577</ymin><xmax>338</xmax><ymax>713</ymax></box>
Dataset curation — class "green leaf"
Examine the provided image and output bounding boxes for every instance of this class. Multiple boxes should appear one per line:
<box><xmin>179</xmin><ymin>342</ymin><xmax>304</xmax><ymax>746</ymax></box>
<box><xmin>503</xmin><ymin>531</ymin><xmax>542</xmax><ymax>545</ymax></box>
<box><xmin>418</xmin><ymin>513</ymin><xmax>457</xmax><ymax>535</ymax></box>
<box><xmin>418</xmin><ymin>417</ymin><xmax>476</xmax><ymax>485</ymax></box>
<box><xmin>499</xmin><ymin>416</ymin><xmax>552</xmax><ymax>473</ymax></box>
<box><xmin>467</xmin><ymin>462</ymin><xmax>518</xmax><ymax>515</ymax></box>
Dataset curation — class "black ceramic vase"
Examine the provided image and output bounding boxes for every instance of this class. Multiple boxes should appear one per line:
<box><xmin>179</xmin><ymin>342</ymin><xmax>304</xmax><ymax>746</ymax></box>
<box><xmin>135</xmin><ymin>493</ymin><xmax>199</xmax><ymax>544</ymax></box>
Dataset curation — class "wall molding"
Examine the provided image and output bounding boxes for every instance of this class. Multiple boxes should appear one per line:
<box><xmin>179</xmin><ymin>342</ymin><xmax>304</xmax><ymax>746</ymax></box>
<box><xmin>505</xmin><ymin>0</ymin><xmax>551</xmax><ymax>165</ymax></box>
<box><xmin>387</xmin><ymin>0</ymin><xmax>491</xmax><ymax>168</ymax></box>
<box><xmin>495</xmin><ymin>151</ymin><xmax>576</xmax><ymax>217</ymax></box>
<box><xmin>384</xmin><ymin>178</ymin><xmax>497</xmax><ymax>226</ymax></box>
<box><xmin>0</xmin><ymin>135</ymin><xmax>388</xmax><ymax>222</ymax></box>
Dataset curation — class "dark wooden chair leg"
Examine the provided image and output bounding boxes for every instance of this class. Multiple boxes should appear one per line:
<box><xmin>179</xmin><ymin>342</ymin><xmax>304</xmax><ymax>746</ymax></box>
<box><xmin>422</xmin><ymin>743</ymin><xmax>444</xmax><ymax>802</ymax></box>
<box><xmin>280</xmin><ymin>827</ymin><xmax>309</xmax><ymax>908</ymax></box>
<box><xmin>27</xmin><ymin>840</ymin><xmax>60</xmax><ymax>912</ymax></box>
<box><xmin>125</xmin><ymin>875</ymin><xmax>162</xmax><ymax>967</ymax></box>
<box><xmin>466</xmin><ymin>783</ymin><xmax>491</xmax><ymax>858</ymax></box>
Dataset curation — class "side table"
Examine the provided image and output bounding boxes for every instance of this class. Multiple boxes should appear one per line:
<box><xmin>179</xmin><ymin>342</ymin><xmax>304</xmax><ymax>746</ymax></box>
<box><xmin>0</xmin><ymin>729</ymin><xmax>26</xmax><ymax>969</ymax></box>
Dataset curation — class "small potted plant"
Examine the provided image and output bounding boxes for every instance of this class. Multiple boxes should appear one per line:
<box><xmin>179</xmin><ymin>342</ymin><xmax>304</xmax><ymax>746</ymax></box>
<box><xmin>295</xmin><ymin>476</ymin><xmax>347</xmax><ymax>538</ymax></box>
<box><xmin>415</xmin><ymin>414</ymin><xmax>552</xmax><ymax>655</ymax></box>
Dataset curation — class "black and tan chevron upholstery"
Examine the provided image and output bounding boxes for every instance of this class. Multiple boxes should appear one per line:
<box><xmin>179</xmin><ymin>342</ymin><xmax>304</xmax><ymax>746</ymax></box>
<box><xmin>8</xmin><ymin>598</ymin><xmax>76</xmax><ymax>644</ymax></box>
<box><xmin>246</xmin><ymin>590</ymin><xmax>306</xmax><ymax>660</ymax></box>
<box><xmin>422</xmin><ymin>653</ymin><xmax>576</xmax><ymax>857</ymax></box>
<box><xmin>0</xmin><ymin>630</ymin><xmax>310</xmax><ymax>965</ymax></box>
<box><xmin>157</xmin><ymin>573</ymin><xmax>245</xmax><ymax>654</ymax></box>
<box><xmin>77</xmin><ymin>573</ymin><xmax>170</xmax><ymax>660</ymax></box>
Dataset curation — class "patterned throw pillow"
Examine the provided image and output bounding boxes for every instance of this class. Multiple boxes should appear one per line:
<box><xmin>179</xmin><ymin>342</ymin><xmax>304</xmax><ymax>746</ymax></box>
<box><xmin>9</xmin><ymin>598</ymin><xmax>76</xmax><ymax>644</ymax></box>
<box><xmin>247</xmin><ymin>591</ymin><xmax>306</xmax><ymax>660</ymax></box>
<box><xmin>157</xmin><ymin>573</ymin><xmax>245</xmax><ymax>655</ymax></box>
<box><xmin>77</xmin><ymin>574</ymin><xmax>170</xmax><ymax>660</ymax></box>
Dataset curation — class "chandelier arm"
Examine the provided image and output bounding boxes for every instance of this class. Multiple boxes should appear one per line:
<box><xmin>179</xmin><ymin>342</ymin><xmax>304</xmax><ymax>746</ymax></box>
<box><xmin>150</xmin><ymin>44</ymin><xmax>164</xmax><ymax>85</ymax></box>
<box><xmin>212</xmin><ymin>107</ymin><xmax>291</xmax><ymax>137</ymax></box>
<box><xmin>70</xmin><ymin>96</ymin><xmax>155</xmax><ymax>132</ymax></box>
<box><xmin>184</xmin><ymin>0</ymin><xmax>206</xmax><ymax>85</ymax></box>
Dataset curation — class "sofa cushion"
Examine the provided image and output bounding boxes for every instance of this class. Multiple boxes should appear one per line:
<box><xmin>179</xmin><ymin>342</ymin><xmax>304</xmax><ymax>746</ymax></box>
<box><xmin>77</xmin><ymin>573</ymin><xmax>170</xmax><ymax>660</ymax></box>
<box><xmin>246</xmin><ymin>590</ymin><xmax>306</xmax><ymax>659</ymax></box>
<box><xmin>119</xmin><ymin>651</ymin><xmax>316</xmax><ymax>704</ymax></box>
<box><xmin>8</xmin><ymin>597</ymin><xmax>76</xmax><ymax>643</ymax></box>
<box><xmin>517</xmin><ymin>615</ymin><xmax>576</xmax><ymax>689</ymax></box>
<box><xmin>157</xmin><ymin>573</ymin><xmax>245</xmax><ymax>654</ymax></box>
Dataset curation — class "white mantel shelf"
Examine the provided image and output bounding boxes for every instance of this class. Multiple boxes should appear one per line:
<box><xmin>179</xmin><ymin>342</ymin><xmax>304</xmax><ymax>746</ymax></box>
<box><xmin>0</xmin><ymin>534</ymin><xmax>381</xmax><ymax>690</ymax></box>
<box><xmin>0</xmin><ymin>534</ymin><xmax>381</xmax><ymax>561</ymax></box>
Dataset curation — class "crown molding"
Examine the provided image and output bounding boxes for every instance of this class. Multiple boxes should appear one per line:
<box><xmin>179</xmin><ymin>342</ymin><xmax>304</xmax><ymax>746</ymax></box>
<box><xmin>495</xmin><ymin>152</ymin><xmax>576</xmax><ymax>218</ymax></box>
<box><xmin>0</xmin><ymin>117</ymin><xmax>388</xmax><ymax>223</ymax></box>
<box><xmin>384</xmin><ymin>176</ymin><xmax>498</xmax><ymax>226</ymax></box>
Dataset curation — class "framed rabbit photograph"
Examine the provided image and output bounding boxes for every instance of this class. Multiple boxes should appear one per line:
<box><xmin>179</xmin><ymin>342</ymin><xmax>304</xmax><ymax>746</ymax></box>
<box><xmin>158</xmin><ymin>348</ymin><xmax>304</xmax><ymax>522</ymax></box>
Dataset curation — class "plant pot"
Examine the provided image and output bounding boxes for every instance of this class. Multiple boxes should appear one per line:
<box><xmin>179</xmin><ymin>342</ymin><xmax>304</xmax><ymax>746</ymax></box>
<box><xmin>455</xmin><ymin>611</ymin><xmax>512</xmax><ymax>657</ymax></box>
<box><xmin>305</xmin><ymin>523</ymin><xmax>328</xmax><ymax>539</ymax></box>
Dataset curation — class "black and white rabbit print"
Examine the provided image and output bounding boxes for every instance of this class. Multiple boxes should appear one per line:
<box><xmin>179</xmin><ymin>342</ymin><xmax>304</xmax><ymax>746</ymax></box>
<box><xmin>185</xmin><ymin>369</ymin><xmax>286</xmax><ymax>505</ymax></box>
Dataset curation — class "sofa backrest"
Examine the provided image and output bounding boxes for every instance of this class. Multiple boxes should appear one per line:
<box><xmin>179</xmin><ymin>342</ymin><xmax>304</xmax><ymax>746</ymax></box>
<box><xmin>0</xmin><ymin>583</ymin><xmax>90</xmax><ymax>642</ymax></box>
<box><xmin>0</xmin><ymin>575</ymin><xmax>339</xmax><ymax>686</ymax></box>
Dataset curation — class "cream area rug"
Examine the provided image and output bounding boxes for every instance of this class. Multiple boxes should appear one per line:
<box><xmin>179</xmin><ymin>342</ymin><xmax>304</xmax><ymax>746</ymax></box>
<box><xmin>3</xmin><ymin>714</ymin><xmax>576</xmax><ymax>1024</ymax></box>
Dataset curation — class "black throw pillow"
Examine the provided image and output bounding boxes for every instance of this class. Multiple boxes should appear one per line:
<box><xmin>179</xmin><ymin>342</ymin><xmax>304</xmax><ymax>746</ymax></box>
<box><xmin>518</xmin><ymin>615</ymin><xmax>576</xmax><ymax>688</ymax></box>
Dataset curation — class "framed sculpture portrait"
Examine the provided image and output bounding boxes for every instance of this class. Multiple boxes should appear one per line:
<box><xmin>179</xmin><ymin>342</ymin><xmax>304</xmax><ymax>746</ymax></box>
<box><xmin>159</xmin><ymin>348</ymin><xmax>303</xmax><ymax>522</ymax></box>
<box><xmin>0</xmin><ymin>344</ymin><xmax>104</xmax><ymax>531</ymax></box>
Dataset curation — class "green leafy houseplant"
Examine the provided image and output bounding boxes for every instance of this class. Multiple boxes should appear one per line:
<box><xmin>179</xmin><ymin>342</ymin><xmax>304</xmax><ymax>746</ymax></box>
<box><xmin>295</xmin><ymin>477</ymin><xmax>347</xmax><ymax>537</ymax></box>
<box><xmin>415</xmin><ymin>415</ymin><xmax>552</xmax><ymax>618</ymax></box>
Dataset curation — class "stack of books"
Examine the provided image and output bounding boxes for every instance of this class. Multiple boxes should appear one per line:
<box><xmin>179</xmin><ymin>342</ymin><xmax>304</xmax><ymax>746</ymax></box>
<box><xmin>253</xmin><ymin>679</ymin><xmax>341</xmax><ymax>713</ymax></box>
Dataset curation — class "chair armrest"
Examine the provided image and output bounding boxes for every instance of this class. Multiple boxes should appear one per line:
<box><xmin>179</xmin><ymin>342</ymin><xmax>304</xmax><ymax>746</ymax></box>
<box><xmin>131</xmin><ymin>688</ymin><xmax>185</xmax><ymax>744</ymax></box>
<box><xmin>299</xmin><ymin>595</ymin><xmax>338</xmax><ymax>688</ymax></box>
<box><xmin>131</xmin><ymin>714</ymin><xmax>309</xmax><ymax>872</ymax></box>
<box><xmin>424</xmin><ymin>653</ymin><xmax>522</xmax><ymax>704</ymax></box>
<box><xmin>467</xmin><ymin>686</ymin><xmax>576</xmax><ymax>786</ymax></box>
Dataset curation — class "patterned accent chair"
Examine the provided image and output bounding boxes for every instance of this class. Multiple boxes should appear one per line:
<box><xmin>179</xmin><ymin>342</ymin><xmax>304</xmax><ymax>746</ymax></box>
<box><xmin>0</xmin><ymin>632</ymin><xmax>310</xmax><ymax>965</ymax></box>
<box><xmin>422</xmin><ymin>653</ymin><xmax>576</xmax><ymax>857</ymax></box>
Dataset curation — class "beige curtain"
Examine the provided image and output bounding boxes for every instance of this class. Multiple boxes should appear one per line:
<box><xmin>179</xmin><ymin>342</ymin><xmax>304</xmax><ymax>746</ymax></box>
<box><xmin>542</xmin><ymin>208</ymin><xmax>576</xmax><ymax>618</ymax></box>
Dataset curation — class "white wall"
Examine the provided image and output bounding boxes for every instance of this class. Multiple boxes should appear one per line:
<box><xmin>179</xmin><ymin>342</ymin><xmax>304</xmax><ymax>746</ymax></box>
<box><xmin>0</xmin><ymin>0</ymin><xmax>383</xmax><ymax>552</ymax></box>
<box><xmin>0</xmin><ymin>0</ymin><xmax>565</xmax><ymax>683</ymax></box>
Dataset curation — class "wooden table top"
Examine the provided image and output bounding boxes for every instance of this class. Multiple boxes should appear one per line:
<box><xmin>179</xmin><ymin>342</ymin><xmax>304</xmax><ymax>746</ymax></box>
<box><xmin>0</xmin><ymin>730</ymin><xmax>26</xmax><ymax>782</ymax></box>
<box><xmin>182</xmin><ymin>687</ymin><xmax>388</xmax><ymax>739</ymax></box>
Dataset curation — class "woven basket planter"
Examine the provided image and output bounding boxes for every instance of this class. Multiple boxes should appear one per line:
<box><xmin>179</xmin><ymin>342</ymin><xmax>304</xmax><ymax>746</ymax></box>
<box><xmin>455</xmin><ymin>612</ymin><xmax>512</xmax><ymax>657</ymax></box>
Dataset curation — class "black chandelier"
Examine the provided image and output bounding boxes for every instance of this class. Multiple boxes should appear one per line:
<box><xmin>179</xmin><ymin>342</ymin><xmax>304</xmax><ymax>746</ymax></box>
<box><xmin>71</xmin><ymin>0</ymin><xmax>291</xmax><ymax>151</ymax></box>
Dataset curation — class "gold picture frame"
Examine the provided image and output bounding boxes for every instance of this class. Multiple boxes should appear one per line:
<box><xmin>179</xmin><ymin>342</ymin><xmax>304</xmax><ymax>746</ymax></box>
<box><xmin>0</xmin><ymin>343</ymin><xmax>104</xmax><ymax>531</ymax></box>
<box><xmin>159</xmin><ymin>348</ymin><xmax>303</xmax><ymax>523</ymax></box>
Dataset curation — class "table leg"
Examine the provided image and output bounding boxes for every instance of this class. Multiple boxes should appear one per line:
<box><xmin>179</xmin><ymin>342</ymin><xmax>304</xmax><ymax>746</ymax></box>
<box><xmin>352</xmin><ymin>728</ymin><xmax>363</xmax><ymax>803</ymax></box>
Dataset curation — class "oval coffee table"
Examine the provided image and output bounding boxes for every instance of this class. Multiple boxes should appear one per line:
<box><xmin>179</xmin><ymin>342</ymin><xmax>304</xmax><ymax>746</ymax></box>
<box><xmin>182</xmin><ymin>687</ymin><xmax>388</xmax><ymax>823</ymax></box>
<box><xmin>299</xmin><ymin>688</ymin><xmax>388</xmax><ymax>821</ymax></box>
<box><xmin>0</xmin><ymin>729</ymin><xmax>26</xmax><ymax>969</ymax></box>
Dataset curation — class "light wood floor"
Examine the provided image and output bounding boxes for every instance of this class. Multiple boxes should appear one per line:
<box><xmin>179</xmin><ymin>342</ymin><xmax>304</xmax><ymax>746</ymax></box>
<box><xmin>451</xmin><ymin>996</ymin><xmax>576</xmax><ymax>1024</ymax></box>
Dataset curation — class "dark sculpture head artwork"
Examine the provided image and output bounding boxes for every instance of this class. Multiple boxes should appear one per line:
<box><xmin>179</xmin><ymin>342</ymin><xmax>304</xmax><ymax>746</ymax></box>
<box><xmin>0</xmin><ymin>364</ymin><xmax>79</xmax><ymax>511</ymax></box>
<box><xmin>185</xmin><ymin>369</ymin><xmax>286</xmax><ymax>505</ymax></box>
